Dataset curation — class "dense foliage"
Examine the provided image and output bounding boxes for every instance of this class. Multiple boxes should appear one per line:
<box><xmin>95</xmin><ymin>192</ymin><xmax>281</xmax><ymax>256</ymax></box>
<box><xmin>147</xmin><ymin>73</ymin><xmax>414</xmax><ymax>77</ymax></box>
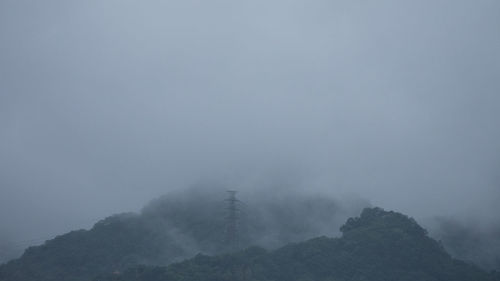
<box><xmin>1</xmin><ymin>189</ymin><xmax>497</xmax><ymax>281</ymax></box>
<box><xmin>0</xmin><ymin>213</ymin><xmax>185</xmax><ymax>281</ymax></box>
<box><xmin>96</xmin><ymin>208</ymin><xmax>499</xmax><ymax>281</ymax></box>
<box><xmin>0</xmin><ymin>190</ymin><xmax>355</xmax><ymax>281</ymax></box>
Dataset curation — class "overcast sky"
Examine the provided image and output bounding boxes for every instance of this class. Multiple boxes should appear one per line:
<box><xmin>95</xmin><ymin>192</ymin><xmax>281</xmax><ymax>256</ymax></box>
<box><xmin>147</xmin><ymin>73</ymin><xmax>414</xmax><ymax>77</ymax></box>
<box><xmin>1</xmin><ymin>0</ymin><xmax>499</xmax><ymax>250</ymax></box>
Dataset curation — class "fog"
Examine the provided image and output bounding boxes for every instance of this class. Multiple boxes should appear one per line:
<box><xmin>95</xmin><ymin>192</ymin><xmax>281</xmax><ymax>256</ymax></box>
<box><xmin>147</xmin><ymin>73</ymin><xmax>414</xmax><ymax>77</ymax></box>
<box><xmin>428</xmin><ymin>216</ymin><xmax>500</xmax><ymax>270</ymax></box>
<box><xmin>139</xmin><ymin>184</ymin><xmax>369</xmax><ymax>258</ymax></box>
<box><xmin>1</xmin><ymin>0</ymin><xmax>499</xmax><ymax>264</ymax></box>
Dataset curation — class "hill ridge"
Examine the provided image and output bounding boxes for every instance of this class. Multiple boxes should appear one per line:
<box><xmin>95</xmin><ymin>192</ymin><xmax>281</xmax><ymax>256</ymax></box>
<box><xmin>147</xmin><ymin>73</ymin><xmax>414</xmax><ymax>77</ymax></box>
<box><xmin>96</xmin><ymin>207</ymin><xmax>499</xmax><ymax>281</ymax></box>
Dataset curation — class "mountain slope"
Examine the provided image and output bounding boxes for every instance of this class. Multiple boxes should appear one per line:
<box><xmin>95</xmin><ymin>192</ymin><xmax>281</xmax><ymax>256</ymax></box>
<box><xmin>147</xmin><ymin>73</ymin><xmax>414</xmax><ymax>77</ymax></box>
<box><xmin>0</xmin><ymin>189</ymin><xmax>358</xmax><ymax>281</ymax></box>
<box><xmin>97</xmin><ymin>208</ymin><xmax>499</xmax><ymax>281</ymax></box>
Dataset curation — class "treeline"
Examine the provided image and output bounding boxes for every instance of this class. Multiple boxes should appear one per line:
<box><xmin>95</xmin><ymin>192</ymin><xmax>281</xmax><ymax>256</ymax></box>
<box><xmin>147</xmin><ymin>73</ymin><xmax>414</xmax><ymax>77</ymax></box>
<box><xmin>96</xmin><ymin>208</ymin><xmax>499</xmax><ymax>281</ymax></box>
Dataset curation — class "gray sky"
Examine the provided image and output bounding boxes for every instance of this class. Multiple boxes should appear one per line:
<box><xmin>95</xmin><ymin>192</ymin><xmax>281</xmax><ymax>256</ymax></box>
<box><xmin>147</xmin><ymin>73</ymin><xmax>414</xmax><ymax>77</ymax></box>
<box><xmin>1</xmin><ymin>0</ymin><xmax>499</xmax><ymax>251</ymax></box>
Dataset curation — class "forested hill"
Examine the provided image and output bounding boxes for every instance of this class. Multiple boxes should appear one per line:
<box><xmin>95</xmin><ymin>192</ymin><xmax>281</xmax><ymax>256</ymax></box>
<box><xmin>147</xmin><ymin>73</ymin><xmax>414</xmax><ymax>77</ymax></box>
<box><xmin>1</xmin><ymin>189</ymin><xmax>498</xmax><ymax>281</ymax></box>
<box><xmin>96</xmin><ymin>208</ymin><xmax>500</xmax><ymax>281</ymax></box>
<box><xmin>0</xmin><ymin>190</ymin><xmax>361</xmax><ymax>281</ymax></box>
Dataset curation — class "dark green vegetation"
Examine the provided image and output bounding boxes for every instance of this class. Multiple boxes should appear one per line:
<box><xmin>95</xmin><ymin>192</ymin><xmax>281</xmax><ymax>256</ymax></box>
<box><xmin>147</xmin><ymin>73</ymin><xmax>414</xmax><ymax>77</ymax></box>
<box><xmin>96</xmin><ymin>208</ymin><xmax>499</xmax><ymax>281</ymax></box>
<box><xmin>0</xmin><ymin>189</ymin><xmax>359</xmax><ymax>281</ymax></box>
<box><xmin>1</xmin><ymin>187</ymin><xmax>498</xmax><ymax>281</ymax></box>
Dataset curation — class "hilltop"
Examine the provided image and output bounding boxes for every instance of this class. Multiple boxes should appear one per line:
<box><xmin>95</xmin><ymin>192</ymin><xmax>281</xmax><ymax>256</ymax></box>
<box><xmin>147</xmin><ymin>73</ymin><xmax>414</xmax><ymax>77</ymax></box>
<box><xmin>96</xmin><ymin>208</ymin><xmax>500</xmax><ymax>281</ymax></box>
<box><xmin>1</xmin><ymin>187</ymin><xmax>498</xmax><ymax>281</ymax></box>
<box><xmin>0</xmin><ymin>189</ymin><xmax>360</xmax><ymax>281</ymax></box>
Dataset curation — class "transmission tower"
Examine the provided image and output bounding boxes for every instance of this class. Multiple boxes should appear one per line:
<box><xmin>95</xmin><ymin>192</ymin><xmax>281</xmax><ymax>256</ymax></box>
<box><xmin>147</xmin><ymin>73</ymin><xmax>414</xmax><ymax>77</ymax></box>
<box><xmin>224</xmin><ymin>190</ymin><xmax>241</xmax><ymax>251</ymax></box>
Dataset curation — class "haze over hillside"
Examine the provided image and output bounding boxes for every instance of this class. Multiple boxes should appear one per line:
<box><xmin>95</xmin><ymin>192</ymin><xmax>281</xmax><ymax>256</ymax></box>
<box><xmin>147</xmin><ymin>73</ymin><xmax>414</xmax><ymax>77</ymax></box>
<box><xmin>100</xmin><ymin>207</ymin><xmax>498</xmax><ymax>281</ymax></box>
<box><xmin>1</xmin><ymin>0</ymin><xmax>499</xmax><ymax>277</ymax></box>
<box><xmin>0</xmin><ymin>187</ymin><xmax>368</xmax><ymax>281</ymax></box>
<box><xmin>3</xmin><ymin>204</ymin><xmax>498</xmax><ymax>281</ymax></box>
<box><xmin>1</xmin><ymin>188</ymin><xmax>499</xmax><ymax>281</ymax></box>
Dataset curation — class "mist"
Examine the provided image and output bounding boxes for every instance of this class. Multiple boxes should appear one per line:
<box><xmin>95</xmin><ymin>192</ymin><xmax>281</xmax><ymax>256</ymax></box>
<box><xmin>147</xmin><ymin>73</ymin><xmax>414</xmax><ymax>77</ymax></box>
<box><xmin>140</xmin><ymin>184</ymin><xmax>368</xmax><ymax>258</ymax></box>
<box><xmin>428</xmin><ymin>216</ymin><xmax>500</xmax><ymax>271</ymax></box>
<box><xmin>1</xmin><ymin>0</ymin><xmax>499</xmax><ymax>265</ymax></box>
